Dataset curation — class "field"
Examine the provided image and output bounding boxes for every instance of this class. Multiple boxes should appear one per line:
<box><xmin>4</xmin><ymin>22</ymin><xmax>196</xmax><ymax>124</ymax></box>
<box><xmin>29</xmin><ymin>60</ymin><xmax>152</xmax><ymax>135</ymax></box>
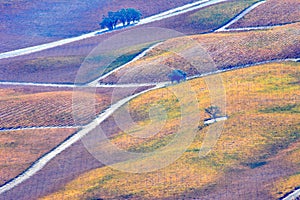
<box><xmin>145</xmin><ymin>0</ymin><xmax>261</xmax><ymax>34</ymax></box>
<box><xmin>270</xmin><ymin>141</ymin><xmax>300</xmax><ymax>198</ymax></box>
<box><xmin>40</xmin><ymin>61</ymin><xmax>300</xmax><ymax>199</ymax></box>
<box><xmin>229</xmin><ymin>0</ymin><xmax>300</xmax><ymax>28</ymax></box>
<box><xmin>0</xmin><ymin>86</ymin><xmax>109</xmax><ymax>128</ymax></box>
<box><xmin>0</xmin><ymin>0</ymin><xmax>262</xmax><ymax>84</ymax></box>
<box><xmin>0</xmin><ymin>0</ymin><xmax>203</xmax><ymax>53</ymax></box>
<box><xmin>0</xmin><ymin>85</ymin><xmax>151</xmax><ymax>128</ymax></box>
<box><xmin>0</xmin><ymin>1</ymin><xmax>299</xmax><ymax>199</ymax></box>
<box><xmin>100</xmin><ymin>23</ymin><xmax>300</xmax><ymax>84</ymax></box>
<box><xmin>0</xmin><ymin>128</ymin><xmax>78</xmax><ymax>186</ymax></box>
<box><xmin>0</xmin><ymin>42</ymin><xmax>154</xmax><ymax>83</ymax></box>
<box><xmin>0</xmin><ymin>84</ymin><xmax>151</xmax><ymax>189</ymax></box>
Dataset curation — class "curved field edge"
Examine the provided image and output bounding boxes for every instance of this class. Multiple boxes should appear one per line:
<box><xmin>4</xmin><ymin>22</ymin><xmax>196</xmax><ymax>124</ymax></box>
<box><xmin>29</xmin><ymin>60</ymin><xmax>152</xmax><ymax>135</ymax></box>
<box><xmin>0</xmin><ymin>84</ymin><xmax>151</xmax><ymax>190</ymax></box>
<box><xmin>100</xmin><ymin>22</ymin><xmax>300</xmax><ymax>84</ymax></box>
<box><xmin>40</xmin><ymin>61</ymin><xmax>300</xmax><ymax>200</ymax></box>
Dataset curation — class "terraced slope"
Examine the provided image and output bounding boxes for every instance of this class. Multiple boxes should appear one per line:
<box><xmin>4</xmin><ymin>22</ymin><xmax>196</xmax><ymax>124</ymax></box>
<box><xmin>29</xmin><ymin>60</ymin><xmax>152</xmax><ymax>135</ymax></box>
<box><xmin>0</xmin><ymin>0</ymin><xmax>262</xmax><ymax>84</ymax></box>
<box><xmin>41</xmin><ymin>61</ymin><xmax>300</xmax><ymax>199</ymax></box>
<box><xmin>229</xmin><ymin>0</ymin><xmax>300</xmax><ymax>28</ymax></box>
<box><xmin>0</xmin><ymin>87</ymin><xmax>109</xmax><ymax>128</ymax></box>
<box><xmin>101</xmin><ymin>23</ymin><xmax>300</xmax><ymax>84</ymax></box>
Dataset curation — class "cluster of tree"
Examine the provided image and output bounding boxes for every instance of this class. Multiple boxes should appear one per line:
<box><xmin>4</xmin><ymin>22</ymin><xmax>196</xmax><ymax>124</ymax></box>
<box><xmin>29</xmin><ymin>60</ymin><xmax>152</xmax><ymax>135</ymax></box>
<box><xmin>100</xmin><ymin>8</ymin><xmax>142</xmax><ymax>30</ymax></box>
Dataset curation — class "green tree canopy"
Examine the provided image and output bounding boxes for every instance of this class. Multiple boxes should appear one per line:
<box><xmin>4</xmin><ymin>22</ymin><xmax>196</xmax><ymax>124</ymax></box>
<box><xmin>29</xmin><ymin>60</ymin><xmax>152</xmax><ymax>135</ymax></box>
<box><xmin>100</xmin><ymin>8</ymin><xmax>142</xmax><ymax>30</ymax></box>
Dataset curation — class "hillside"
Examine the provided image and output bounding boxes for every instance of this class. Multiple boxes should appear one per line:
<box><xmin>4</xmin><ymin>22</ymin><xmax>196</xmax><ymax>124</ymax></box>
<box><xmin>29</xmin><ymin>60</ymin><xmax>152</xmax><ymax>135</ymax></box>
<box><xmin>146</xmin><ymin>0</ymin><xmax>260</xmax><ymax>34</ymax></box>
<box><xmin>229</xmin><ymin>0</ymin><xmax>300</xmax><ymax>28</ymax></box>
<box><xmin>0</xmin><ymin>0</ymin><xmax>262</xmax><ymax>84</ymax></box>
<box><xmin>0</xmin><ymin>0</ymin><xmax>200</xmax><ymax>52</ymax></box>
<box><xmin>100</xmin><ymin>23</ymin><xmax>300</xmax><ymax>84</ymax></box>
<box><xmin>0</xmin><ymin>1</ymin><xmax>299</xmax><ymax>199</ymax></box>
<box><xmin>0</xmin><ymin>128</ymin><xmax>77</xmax><ymax>186</ymax></box>
<box><xmin>41</xmin><ymin>61</ymin><xmax>300</xmax><ymax>199</ymax></box>
<box><xmin>0</xmin><ymin>85</ymin><xmax>149</xmax><ymax>186</ymax></box>
<box><xmin>1</xmin><ymin>21</ymin><xmax>298</xmax><ymax>84</ymax></box>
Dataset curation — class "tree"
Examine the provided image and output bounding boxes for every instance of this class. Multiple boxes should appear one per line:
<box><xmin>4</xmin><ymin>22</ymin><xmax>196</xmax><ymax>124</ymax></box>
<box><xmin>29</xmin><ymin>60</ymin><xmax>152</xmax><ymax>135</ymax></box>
<box><xmin>100</xmin><ymin>8</ymin><xmax>142</xmax><ymax>30</ymax></box>
<box><xmin>100</xmin><ymin>16</ymin><xmax>114</xmax><ymax>30</ymax></box>
<box><xmin>205</xmin><ymin>106</ymin><xmax>221</xmax><ymax>119</ymax></box>
<box><xmin>168</xmin><ymin>69</ymin><xmax>187</xmax><ymax>83</ymax></box>
<box><xmin>117</xmin><ymin>9</ymin><xmax>127</xmax><ymax>26</ymax></box>
<box><xmin>107</xmin><ymin>11</ymin><xmax>119</xmax><ymax>28</ymax></box>
<box><xmin>126</xmin><ymin>8</ymin><xmax>142</xmax><ymax>24</ymax></box>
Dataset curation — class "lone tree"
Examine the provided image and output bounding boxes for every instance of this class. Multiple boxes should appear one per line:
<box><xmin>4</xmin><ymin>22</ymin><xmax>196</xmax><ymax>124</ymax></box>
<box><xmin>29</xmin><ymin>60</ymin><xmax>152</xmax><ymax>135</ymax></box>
<box><xmin>168</xmin><ymin>69</ymin><xmax>187</xmax><ymax>83</ymax></box>
<box><xmin>205</xmin><ymin>106</ymin><xmax>221</xmax><ymax>119</ymax></box>
<box><xmin>100</xmin><ymin>8</ymin><xmax>142</xmax><ymax>30</ymax></box>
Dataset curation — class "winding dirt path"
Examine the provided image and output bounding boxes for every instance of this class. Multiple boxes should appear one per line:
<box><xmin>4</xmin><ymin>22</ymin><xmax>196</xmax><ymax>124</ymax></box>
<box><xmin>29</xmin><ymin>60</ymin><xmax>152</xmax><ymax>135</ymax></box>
<box><xmin>0</xmin><ymin>1</ymin><xmax>298</xmax><ymax>198</ymax></box>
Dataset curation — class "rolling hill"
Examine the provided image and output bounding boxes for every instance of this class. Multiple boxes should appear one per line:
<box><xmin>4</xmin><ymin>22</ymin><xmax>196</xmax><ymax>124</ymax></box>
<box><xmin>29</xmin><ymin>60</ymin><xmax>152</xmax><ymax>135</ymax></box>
<box><xmin>0</xmin><ymin>0</ymin><xmax>299</xmax><ymax>199</ymax></box>
<box><xmin>100</xmin><ymin>23</ymin><xmax>300</xmax><ymax>84</ymax></box>
<box><xmin>0</xmin><ymin>0</ymin><xmax>202</xmax><ymax>52</ymax></box>
<box><xmin>40</xmin><ymin>61</ymin><xmax>300</xmax><ymax>200</ymax></box>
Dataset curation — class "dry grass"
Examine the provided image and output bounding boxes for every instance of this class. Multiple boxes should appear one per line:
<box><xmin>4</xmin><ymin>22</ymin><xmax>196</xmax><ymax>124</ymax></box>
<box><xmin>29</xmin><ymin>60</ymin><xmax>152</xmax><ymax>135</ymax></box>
<box><xmin>0</xmin><ymin>0</ymin><xmax>202</xmax><ymax>52</ymax></box>
<box><xmin>229</xmin><ymin>0</ymin><xmax>300</xmax><ymax>28</ymax></box>
<box><xmin>101</xmin><ymin>23</ymin><xmax>300</xmax><ymax>84</ymax></box>
<box><xmin>0</xmin><ymin>85</ymin><xmax>150</xmax><ymax>128</ymax></box>
<box><xmin>0</xmin><ymin>88</ymin><xmax>109</xmax><ymax>128</ymax></box>
<box><xmin>270</xmin><ymin>141</ymin><xmax>300</xmax><ymax>198</ymax></box>
<box><xmin>41</xmin><ymin>61</ymin><xmax>300</xmax><ymax>199</ymax></box>
<box><xmin>0</xmin><ymin>0</ymin><xmax>260</xmax><ymax>84</ymax></box>
<box><xmin>0</xmin><ymin>128</ymin><xmax>78</xmax><ymax>185</ymax></box>
<box><xmin>146</xmin><ymin>0</ymin><xmax>261</xmax><ymax>35</ymax></box>
<box><xmin>0</xmin><ymin>43</ymin><xmax>152</xmax><ymax>83</ymax></box>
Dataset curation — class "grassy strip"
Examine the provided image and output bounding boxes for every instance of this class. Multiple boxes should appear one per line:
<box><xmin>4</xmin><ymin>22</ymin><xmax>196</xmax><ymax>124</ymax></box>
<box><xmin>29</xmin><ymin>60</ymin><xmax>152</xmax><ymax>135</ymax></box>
<box><xmin>187</xmin><ymin>0</ymin><xmax>262</xmax><ymax>31</ymax></box>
